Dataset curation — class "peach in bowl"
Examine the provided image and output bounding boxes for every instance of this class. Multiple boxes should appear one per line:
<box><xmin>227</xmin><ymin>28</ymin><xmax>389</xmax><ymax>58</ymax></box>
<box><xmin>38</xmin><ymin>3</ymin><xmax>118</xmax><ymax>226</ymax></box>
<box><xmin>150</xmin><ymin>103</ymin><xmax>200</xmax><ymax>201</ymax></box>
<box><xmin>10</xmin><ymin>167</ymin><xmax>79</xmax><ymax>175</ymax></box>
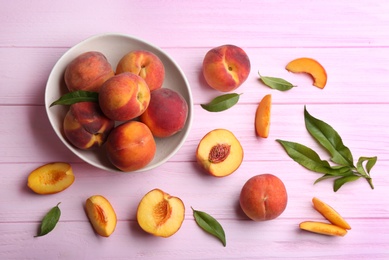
<box><xmin>45</xmin><ymin>33</ymin><xmax>193</xmax><ymax>172</ymax></box>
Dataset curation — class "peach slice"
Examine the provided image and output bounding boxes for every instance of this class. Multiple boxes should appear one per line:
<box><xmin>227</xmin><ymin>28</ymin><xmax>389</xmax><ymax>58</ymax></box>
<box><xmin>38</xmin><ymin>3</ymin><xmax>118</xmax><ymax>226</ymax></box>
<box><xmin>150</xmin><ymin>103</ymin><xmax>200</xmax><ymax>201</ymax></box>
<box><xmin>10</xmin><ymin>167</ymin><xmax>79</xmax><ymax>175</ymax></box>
<box><xmin>85</xmin><ymin>195</ymin><xmax>117</xmax><ymax>237</ymax></box>
<box><xmin>27</xmin><ymin>162</ymin><xmax>75</xmax><ymax>194</ymax></box>
<box><xmin>312</xmin><ymin>197</ymin><xmax>351</xmax><ymax>230</ymax></box>
<box><xmin>299</xmin><ymin>221</ymin><xmax>348</xmax><ymax>237</ymax></box>
<box><xmin>196</xmin><ymin>129</ymin><xmax>244</xmax><ymax>177</ymax></box>
<box><xmin>136</xmin><ymin>189</ymin><xmax>185</xmax><ymax>238</ymax></box>
<box><xmin>255</xmin><ymin>94</ymin><xmax>271</xmax><ymax>138</ymax></box>
<box><xmin>285</xmin><ymin>57</ymin><xmax>327</xmax><ymax>89</ymax></box>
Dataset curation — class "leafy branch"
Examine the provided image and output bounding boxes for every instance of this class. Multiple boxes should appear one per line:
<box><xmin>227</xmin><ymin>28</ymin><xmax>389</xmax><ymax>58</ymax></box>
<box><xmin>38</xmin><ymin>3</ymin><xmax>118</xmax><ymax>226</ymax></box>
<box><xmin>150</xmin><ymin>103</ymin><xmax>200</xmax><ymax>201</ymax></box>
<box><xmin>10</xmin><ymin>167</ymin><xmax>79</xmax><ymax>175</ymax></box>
<box><xmin>276</xmin><ymin>106</ymin><xmax>377</xmax><ymax>192</ymax></box>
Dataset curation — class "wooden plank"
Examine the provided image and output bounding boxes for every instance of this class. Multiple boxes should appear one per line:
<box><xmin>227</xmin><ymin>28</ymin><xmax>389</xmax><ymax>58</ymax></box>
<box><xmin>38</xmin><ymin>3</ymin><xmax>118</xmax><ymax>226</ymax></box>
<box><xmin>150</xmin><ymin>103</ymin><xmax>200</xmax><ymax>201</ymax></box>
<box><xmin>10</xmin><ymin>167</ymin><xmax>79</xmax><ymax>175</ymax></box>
<box><xmin>1</xmin><ymin>219</ymin><xmax>388</xmax><ymax>259</ymax></box>
<box><xmin>1</xmin><ymin>1</ymin><xmax>389</xmax><ymax>48</ymax></box>
<box><xmin>1</xmin><ymin>160</ymin><xmax>388</xmax><ymax>222</ymax></box>
<box><xmin>1</xmin><ymin>47</ymin><xmax>389</xmax><ymax>105</ymax></box>
<box><xmin>0</xmin><ymin>104</ymin><xmax>387</xmax><ymax>163</ymax></box>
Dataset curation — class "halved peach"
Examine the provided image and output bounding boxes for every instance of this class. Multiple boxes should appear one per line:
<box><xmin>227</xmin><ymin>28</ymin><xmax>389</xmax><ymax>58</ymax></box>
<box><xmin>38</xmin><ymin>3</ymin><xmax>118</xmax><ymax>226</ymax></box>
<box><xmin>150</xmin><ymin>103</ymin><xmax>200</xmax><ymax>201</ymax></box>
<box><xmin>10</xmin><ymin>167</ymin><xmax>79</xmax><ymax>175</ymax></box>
<box><xmin>137</xmin><ymin>189</ymin><xmax>185</xmax><ymax>238</ymax></box>
<box><xmin>85</xmin><ymin>195</ymin><xmax>117</xmax><ymax>237</ymax></box>
<box><xmin>312</xmin><ymin>197</ymin><xmax>351</xmax><ymax>230</ymax></box>
<box><xmin>285</xmin><ymin>57</ymin><xmax>327</xmax><ymax>89</ymax></box>
<box><xmin>299</xmin><ymin>221</ymin><xmax>347</xmax><ymax>237</ymax></box>
<box><xmin>196</xmin><ymin>129</ymin><xmax>244</xmax><ymax>177</ymax></box>
<box><xmin>27</xmin><ymin>162</ymin><xmax>75</xmax><ymax>194</ymax></box>
<box><xmin>255</xmin><ymin>94</ymin><xmax>272</xmax><ymax>138</ymax></box>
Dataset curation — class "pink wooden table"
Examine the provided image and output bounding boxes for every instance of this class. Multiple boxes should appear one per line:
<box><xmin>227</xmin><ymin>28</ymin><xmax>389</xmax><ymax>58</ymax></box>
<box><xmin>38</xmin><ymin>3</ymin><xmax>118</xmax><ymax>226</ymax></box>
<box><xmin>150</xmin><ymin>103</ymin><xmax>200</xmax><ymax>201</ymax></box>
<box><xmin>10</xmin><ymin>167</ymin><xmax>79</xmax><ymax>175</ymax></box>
<box><xmin>1</xmin><ymin>1</ymin><xmax>389</xmax><ymax>259</ymax></box>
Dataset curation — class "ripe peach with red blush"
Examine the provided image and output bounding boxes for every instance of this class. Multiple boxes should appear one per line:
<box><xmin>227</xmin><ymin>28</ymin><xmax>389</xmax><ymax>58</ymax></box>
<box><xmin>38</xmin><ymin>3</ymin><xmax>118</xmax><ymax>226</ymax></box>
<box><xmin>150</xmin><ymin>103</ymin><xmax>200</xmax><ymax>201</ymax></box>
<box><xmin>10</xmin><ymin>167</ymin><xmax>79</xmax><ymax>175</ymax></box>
<box><xmin>63</xmin><ymin>102</ymin><xmax>115</xmax><ymax>150</ymax></box>
<box><xmin>240</xmin><ymin>174</ymin><xmax>288</xmax><ymax>221</ymax></box>
<box><xmin>105</xmin><ymin>121</ymin><xmax>156</xmax><ymax>172</ymax></box>
<box><xmin>202</xmin><ymin>45</ymin><xmax>251</xmax><ymax>92</ymax></box>
<box><xmin>116</xmin><ymin>50</ymin><xmax>165</xmax><ymax>91</ymax></box>
<box><xmin>99</xmin><ymin>72</ymin><xmax>151</xmax><ymax>122</ymax></box>
<box><xmin>140</xmin><ymin>88</ymin><xmax>188</xmax><ymax>138</ymax></box>
<box><xmin>64</xmin><ymin>51</ymin><xmax>114</xmax><ymax>92</ymax></box>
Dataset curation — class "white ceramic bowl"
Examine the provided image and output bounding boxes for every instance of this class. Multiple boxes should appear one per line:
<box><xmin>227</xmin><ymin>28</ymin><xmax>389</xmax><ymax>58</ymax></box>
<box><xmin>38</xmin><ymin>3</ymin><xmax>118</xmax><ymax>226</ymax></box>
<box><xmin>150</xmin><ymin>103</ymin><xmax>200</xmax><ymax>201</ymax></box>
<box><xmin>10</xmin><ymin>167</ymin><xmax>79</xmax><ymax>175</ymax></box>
<box><xmin>45</xmin><ymin>33</ymin><xmax>193</xmax><ymax>172</ymax></box>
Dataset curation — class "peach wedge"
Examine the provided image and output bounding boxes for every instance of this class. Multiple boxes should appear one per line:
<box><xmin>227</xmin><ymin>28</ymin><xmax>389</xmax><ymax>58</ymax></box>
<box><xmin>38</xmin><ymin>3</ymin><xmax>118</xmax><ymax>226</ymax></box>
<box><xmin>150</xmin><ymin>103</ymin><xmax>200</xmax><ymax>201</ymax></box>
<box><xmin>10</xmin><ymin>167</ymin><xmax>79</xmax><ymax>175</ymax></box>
<box><xmin>285</xmin><ymin>57</ymin><xmax>327</xmax><ymax>89</ymax></box>
<box><xmin>255</xmin><ymin>94</ymin><xmax>272</xmax><ymax>138</ymax></box>
<box><xmin>299</xmin><ymin>221</ymin><xmax>348</xmax><ymax>237</ymax></box>
<box><xmin>312</xmin><ymin>197</ymin><xmax>351</xmax><ymax>230</ymax></box>
<box><xmin>85</xmin><ymin>195</ymin><xmax>117</xmax><ymax>237</ymax></box>
<box><xmin>137</xmin><ymin>189</ymin><xmax>185</xmax><ymax>238</ymax></box>
<box><xmin>196</xmin><ymin>129</ymin><xmax>244</xmax><ymax>177</ymax></box>
<box><xmin>27</xmin><ymin>162</ymin><xmax>75</xmax><ymax>194</ymax></box>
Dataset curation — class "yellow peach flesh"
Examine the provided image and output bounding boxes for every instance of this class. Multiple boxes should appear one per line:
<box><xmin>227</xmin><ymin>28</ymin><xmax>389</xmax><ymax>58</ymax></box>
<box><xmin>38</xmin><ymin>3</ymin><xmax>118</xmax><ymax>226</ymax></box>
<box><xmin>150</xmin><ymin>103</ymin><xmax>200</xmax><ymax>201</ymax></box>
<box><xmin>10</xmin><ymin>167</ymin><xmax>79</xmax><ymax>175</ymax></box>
<box><xmin>85</xmin><ymin>195</ymin><xmax>117</xmax><ymax>237</ymax></box>
<box><xmin>27</xmin><ymin>162</ymin><xmax>75</xmax><ymax>194</ymax></box>
<box><xmin>137</xmin><ymin>189</ymin><xmax>185</xmax><ymax>238</ymax></box>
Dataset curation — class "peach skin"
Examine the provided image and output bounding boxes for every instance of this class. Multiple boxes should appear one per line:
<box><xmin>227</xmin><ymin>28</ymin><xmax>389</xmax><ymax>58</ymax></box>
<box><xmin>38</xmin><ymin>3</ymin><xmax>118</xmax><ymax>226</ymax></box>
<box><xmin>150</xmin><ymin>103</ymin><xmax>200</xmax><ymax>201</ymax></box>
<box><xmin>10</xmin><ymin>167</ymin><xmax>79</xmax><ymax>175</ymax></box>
<box><xmin>140</xmin><ymin>88</ymin><xmax>188</xmax><ymax>138</ymax></box>
<box><xmin>64</xmin><ymin>51</ymin><xmax>114</xmax><ymax>92</ymax></box>
<box><xmin>105</xmin><ymin>121</ymin><xmax>156</xmax><ymax>172</ymax></box>
<box><xmin>202</xmin><ymin>45</ymin><xmax>250</xmax><ymax>92</ymax></box>
<box><xmin>116</xmin><ymin>50</ymin><xmax>165</xmax><ymax>91</ymax></box>
<box><xmin>99</xmin><ymin>72</ymin><xmax>151</xmax><ymax>121</ymax></box>
<box><xmin>63</xmin><ymin>102</ymin><xmax>115</xmax><ymax>150</ymax></box>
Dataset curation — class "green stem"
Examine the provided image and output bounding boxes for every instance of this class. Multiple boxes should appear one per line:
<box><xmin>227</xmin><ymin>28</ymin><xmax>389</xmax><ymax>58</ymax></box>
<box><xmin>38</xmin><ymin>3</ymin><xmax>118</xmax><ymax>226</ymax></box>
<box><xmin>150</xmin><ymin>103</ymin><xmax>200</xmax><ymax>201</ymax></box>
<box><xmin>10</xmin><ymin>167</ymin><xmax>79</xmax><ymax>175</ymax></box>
<box><xmin>366</xmin><ymin>177</ymin><xmax>374</xmax><ymax>190</ymax></box>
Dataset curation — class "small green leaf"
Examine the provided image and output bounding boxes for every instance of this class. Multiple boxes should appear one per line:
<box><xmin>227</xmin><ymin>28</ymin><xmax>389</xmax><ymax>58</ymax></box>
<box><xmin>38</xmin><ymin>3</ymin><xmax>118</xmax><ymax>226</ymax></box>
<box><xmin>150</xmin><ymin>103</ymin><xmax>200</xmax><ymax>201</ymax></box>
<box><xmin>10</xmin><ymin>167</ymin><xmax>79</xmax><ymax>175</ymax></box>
<box><xmin>333</xmin><ymin>175</ymin><xmax>361</xmax><ymax>192</ymax></box>
<box><xmin>50</xmin><ymin>90</ymin><xmax>99</xmax><ymax>107</ymax></box>
<box><xmin>201</xmin><ymin>93</ymin><xmax>241</xmax><ymax>112</ymax></box>
<box><xmin>357</xmin><ymin>156</ymin><xmax>377</xmax><ymax>174</ymax></box>
<box><xmin>192</xmin><ymin>207</ymin><xmax>226</xmax><ymax>247</ymax></box>
<box><xmin>258</xmin><ymin>72</ymin><xmax>295</xmax><ymax>91</ymax></box>
<box><xmin>314</xmin><ymin>174</ymin><xmax>334</xmax><ymax>184</ymax></box>
<box><xmin>35</xmin><ymin>202</ymin><xmax>61</xmax><ymax>237</ymax></box>
<box><xmin>304</xmin><ymin>106</ymin><xmax>354</xmax><ymax>167</ymax></box>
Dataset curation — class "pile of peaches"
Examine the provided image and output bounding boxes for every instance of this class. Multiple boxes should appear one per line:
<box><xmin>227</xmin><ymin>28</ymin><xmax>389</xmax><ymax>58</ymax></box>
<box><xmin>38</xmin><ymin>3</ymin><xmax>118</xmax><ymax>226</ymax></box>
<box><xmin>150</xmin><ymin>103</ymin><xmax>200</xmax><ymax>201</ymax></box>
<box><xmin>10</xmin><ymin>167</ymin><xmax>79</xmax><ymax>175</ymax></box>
<box><xmin>61</xmin><ymin>50</ymin><xmax>188</xmax><ymax>172</ymax></box>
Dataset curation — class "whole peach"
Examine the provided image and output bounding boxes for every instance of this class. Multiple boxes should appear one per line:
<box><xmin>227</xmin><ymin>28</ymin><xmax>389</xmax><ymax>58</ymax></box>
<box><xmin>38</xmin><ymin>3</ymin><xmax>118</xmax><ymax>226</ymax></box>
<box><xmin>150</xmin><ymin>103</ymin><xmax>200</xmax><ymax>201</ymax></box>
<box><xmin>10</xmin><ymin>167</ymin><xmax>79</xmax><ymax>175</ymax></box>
<box><xmin>116</xmin><ymin>50</ymin><xmax>165</xmax><ymax>91</ymax></box>
<box><xmin>202</xmin><ymin>45</ymin><xmax>250</xmax><ymax>92</ymax></box>
<box><xmin>99</xmin><ymin>72</ymin><xmax>150</xmax><ymax>121</ymax></box>
<box><xmin>64</xmin><ymin>51</ymin><xmax>114</xmax><ymax>92</ymax></box>
<box><xmin>140</xmin><ymin>88</ymin><xmax>188</xmax><ymax>138</ymax></box>
<box><xmin>106</xmin><ymin>121</ymin><xmax>156</xmax><ymax>172</ymax></box>
<box><xmin>239</xmin><ymin>174</ymin><xmax>287</xmax><ymax>221</ymax></box>
<box><xmin>63</xmin><ymin>102</ymin><xmax>115</xmax><ymax>150</ymax></box>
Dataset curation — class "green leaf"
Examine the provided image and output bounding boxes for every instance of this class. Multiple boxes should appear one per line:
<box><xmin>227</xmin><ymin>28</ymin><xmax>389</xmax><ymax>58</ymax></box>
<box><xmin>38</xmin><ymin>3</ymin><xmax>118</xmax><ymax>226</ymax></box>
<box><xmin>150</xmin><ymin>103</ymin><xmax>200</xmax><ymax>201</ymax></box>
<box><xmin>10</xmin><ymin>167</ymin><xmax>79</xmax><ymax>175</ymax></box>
<box><xmin>35</xmin><ymin>202</ymin><xmax>61</xmax><ymax>237</ymax></box>
<box><xmin>357</xmin><ymin>156</ymin><xmax>377</xmax><ymax>174</ymax></box>
<box><xmin>276</xmin><ymin>139</ymin><xmax>340</xmax><ymax>175</ymax></box>
<box><xmin>333</xmin><ymin>175</ymin><xmax>361</xmax><ymax>192</ymax></box>
<box><xmin>192</xmin><ymin>207</ymin><xmax>226</xmax><ymax>247</ymax></box>
<box><xmin>50</xmin><ymin>90</ymin><xmax>99</xmax><ymax>107</ymax></box>
<box><xmin>304</xmin><ymin>106</ymin><xmax>354</xmax><ymax>167</ymax></box>
<box><xmin>201</xmin><ymin>93</ymin><xmax>241</xmax><ymax>112</ymax></box>
<box><xmin>314</xmin><ymin>174</ymin><xmax>334</xmax><ymax>184</ymax></box>
<box><xmin>259</xmin><ymin>72</ymin><xmax>295</xmax><ymax>91</ymax></box>
<box><xmin>356</xmin><ymin>156</ymin><xmax>377</xmax><ymax>190</ymax></box>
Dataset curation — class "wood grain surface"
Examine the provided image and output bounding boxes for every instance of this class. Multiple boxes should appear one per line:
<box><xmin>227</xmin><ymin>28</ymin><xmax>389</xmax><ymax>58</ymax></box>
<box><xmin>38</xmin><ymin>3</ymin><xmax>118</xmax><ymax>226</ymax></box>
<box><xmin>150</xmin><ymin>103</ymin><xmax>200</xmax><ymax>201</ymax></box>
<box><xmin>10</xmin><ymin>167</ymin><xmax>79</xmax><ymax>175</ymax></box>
<box><xmin>1</xmin><ymin>1</ymin><xmax>388</xmax><ymax>259</ymax></box>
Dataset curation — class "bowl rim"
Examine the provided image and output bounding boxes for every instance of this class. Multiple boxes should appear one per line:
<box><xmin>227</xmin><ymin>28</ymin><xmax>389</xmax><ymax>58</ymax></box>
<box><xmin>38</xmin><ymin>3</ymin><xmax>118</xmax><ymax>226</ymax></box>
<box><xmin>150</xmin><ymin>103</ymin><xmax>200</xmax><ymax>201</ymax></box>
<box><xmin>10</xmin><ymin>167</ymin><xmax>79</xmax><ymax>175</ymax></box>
<box><xmin>45</xmin><ymin>32</ymin><xmax>194</xmax><ymax>173</ymax></box>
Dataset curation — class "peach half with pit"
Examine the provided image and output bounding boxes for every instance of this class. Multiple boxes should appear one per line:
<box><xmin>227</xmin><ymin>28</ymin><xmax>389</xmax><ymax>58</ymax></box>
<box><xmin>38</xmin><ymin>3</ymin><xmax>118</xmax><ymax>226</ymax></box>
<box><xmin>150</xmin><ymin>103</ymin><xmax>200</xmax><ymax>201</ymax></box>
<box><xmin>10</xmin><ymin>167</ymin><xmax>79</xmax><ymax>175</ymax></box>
<box><xmin>196</xmin><ymin>129</ymin><xmax>244</xmax><ymax>177</ymax></box>
<box><xmin>136</xmin><ymin>188</ymin><xmax>185</xmax><ymax>238</ymax></box>
<box><xmin>99</xmin><ymin>72</ymin><xmax>151</xmax><ymax>121</ymax></box>
<box><xmin>63</xmin><ymin>101</ymin><xmax>115</xmax><ymax>150</ymax></box>
<box><xmin>105</xmin><ymin>121</ymin><xmax>156</xmax><ymax>172</ymax></box>
<box><xmin>27</xmin><ymin>162</ymin><xmax>75</xmax><ymax>194</ymax></box>
<box><xmin>239</xmin><ymin>174</ymin><xmax>288</xmax><ymax>221</ymax></box>
<box><xmin>202</xmin><ymin>44</ymin><xmax>251</xmax><ymax>92</ymax></box>
<box><xmin>85</xmin><ymin>195</ymin><xmax>117</xmax><ymax>237</ymax></box>
<box><xmin>116</xmin><ymin>50</ymin><xmax>165</xmax><ymax>91</ymax></box>
<box><xmin>64</xmin><ymin>51</ymin><xmax>114</xmax><ymax>92</ymax></box>
<box><xmin>140</xmin><ymin>88</ymin><xmax>188</xmax><ymax>138</ymax></box>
